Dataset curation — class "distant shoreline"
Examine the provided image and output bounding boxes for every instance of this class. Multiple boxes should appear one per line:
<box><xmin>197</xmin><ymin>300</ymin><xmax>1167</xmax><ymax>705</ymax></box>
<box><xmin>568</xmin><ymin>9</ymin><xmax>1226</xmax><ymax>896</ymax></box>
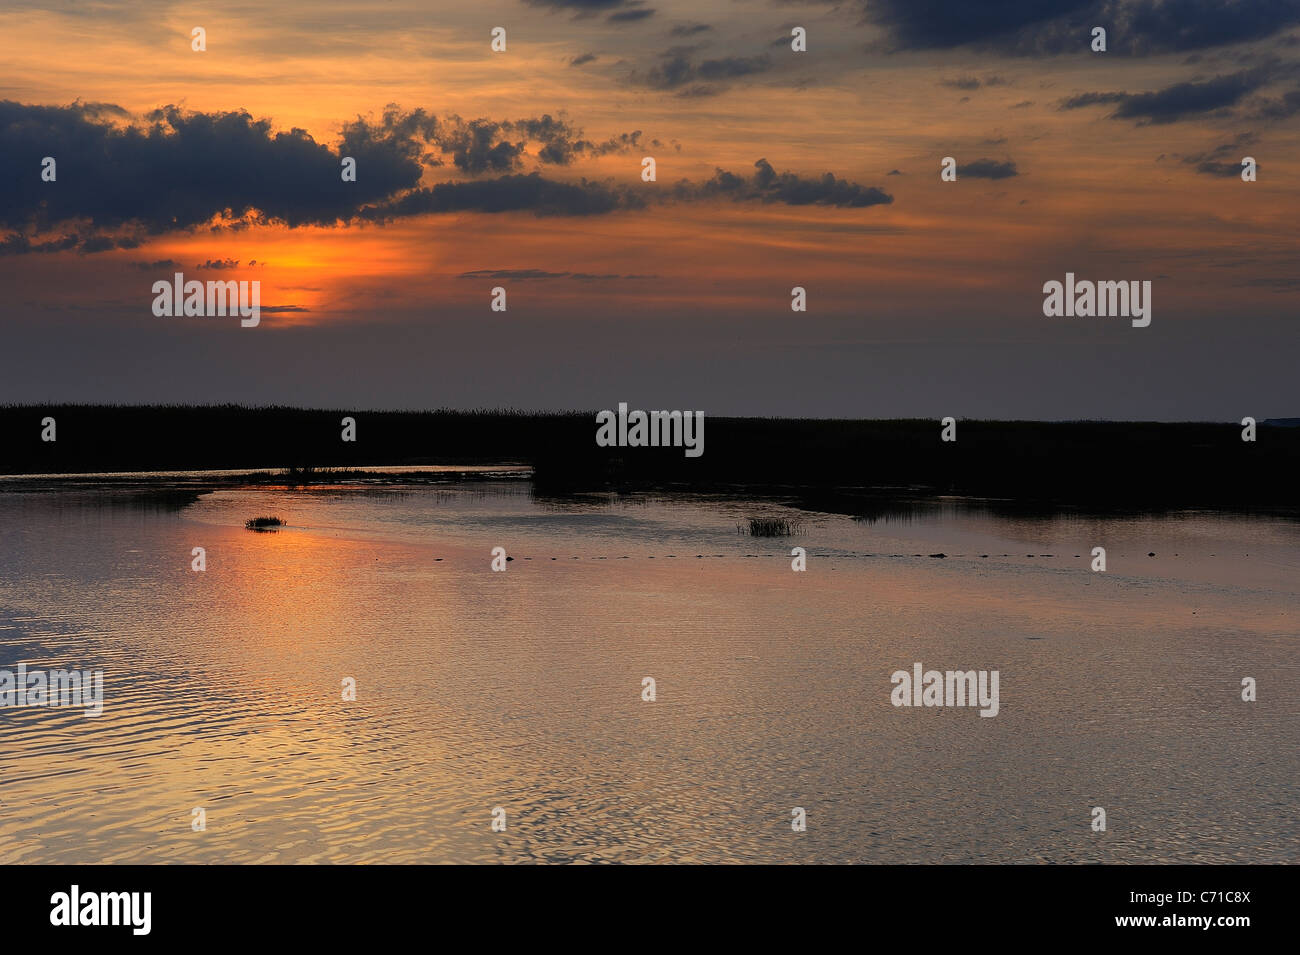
<box><xmin>1</xmin><ymin>405</ymin><xmax>1296</xmax><ymax>515</ymax></box>
<box><xmin>0</xmin><ymin>463</ymin><xmax>532</xmax><ymax>484</ymax></box>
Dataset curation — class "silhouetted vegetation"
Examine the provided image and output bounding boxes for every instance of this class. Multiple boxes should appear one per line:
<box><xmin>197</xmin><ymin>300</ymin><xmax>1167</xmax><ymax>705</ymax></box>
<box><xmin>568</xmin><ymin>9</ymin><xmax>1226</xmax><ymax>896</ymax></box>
<box><xmin>744</xmin><ymin>517</ymin><xmax>800</xmax><ymax>536</ymax></box>
<box><xmin>245</xmin><ymin>516</ymin><xmax>284</xmax><ymax>530</ymax></box>
<box><xmin>1</xmin><ymin>405</ymin><xmax>1296</xmax><ymax>514</ymax></box>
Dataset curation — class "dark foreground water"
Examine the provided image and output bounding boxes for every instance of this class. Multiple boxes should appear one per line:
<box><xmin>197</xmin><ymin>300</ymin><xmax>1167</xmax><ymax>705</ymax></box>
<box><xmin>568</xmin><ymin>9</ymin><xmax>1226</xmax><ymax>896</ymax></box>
<box><xmin>0</xmin><ymin>479</ymin><xmax>1295</xmax><ymax>863</ymax></box>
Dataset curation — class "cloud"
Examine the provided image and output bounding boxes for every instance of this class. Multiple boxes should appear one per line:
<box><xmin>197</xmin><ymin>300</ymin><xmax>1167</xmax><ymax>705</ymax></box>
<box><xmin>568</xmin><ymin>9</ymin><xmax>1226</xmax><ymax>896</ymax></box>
<box><xmin>0</xmin><ymin>101</ymin><xmax>892</xmax><ymax>250</ymax></box>
<box><xmin>0</xmin><ymin>101</ymin><xmax>429</xmax><ymax>253</ymax></box>
<box><xmin>608</xmin><ymin>7</ymin><xmax>655</xmax><ymax>23</ymax></box>
<box><xmin>78</xmin><ymin>234</ymin><xmax>143</xmax><ymax>253</ymax></box>
<box><xmin>525</xmin><ymin>0</ymin><xmax>650</xmax><ymax>17</ymax></box>
<box><xmin>1106</xmin><ymin>0</ymin><xmax>1300</xmax><ymax>52</ymax></box>
<box><xmin>438</xmin><ymin>119</ymin><xmax>528</xmax><ymax>173</ymax></box>
<box><xmin>863</xmin><ymin>0</ymin><xmax>1092</xmax><ymax>51</ymax></box>
<box><xmin>1192</xmin><ymin>159</ymin><xmax>1254</xmax><ymax>176</ymax></box>
<box><xmin>938</xmin><ymin>74</ymin><xmax>1008</xmax><ymax>93</ymax></box>
<box><xmin>961</xmin><ymin>158</ymin><xmax>1019</xmax><ymax>179</ymax></box>
<box><xmin>1058</xmin><ymin>71</ymin><xmax>1266</xmax><ymax>123</ymax></box>
<box><xmin>1251</xmin><ymin>86</ymin><xmax>1300</xmax><ymax>117</ymax></box>
<box><xmin>0</xmin><ymin>233</ymin><xmax>80</xmax><ymax>256</ymax></box>
<box><xmin>1181</xmin><ymin>134</ymin><xmax>1260</xmax><ymax>175</ymax></box>
<box><xmin>364</xmin><ymin>157</ymin><xmax>893</xmax><ymax>220</ymax></box>
<box><xmin>863</xmin><ymin>1</ymin><xmax>1300</xmax><ymax>54</ymax></box>
<box><xmin>634</xmin><ymin>48</ymin><xmax>773</xmax><ymax>94</ymax></box>
<box><xmin>459</xmin><ymin>269</ymin><xmax>572</xmax><ymax>279</ymax></box>
<box><xmin>366</xmin><ymin>157</ymin><xmax>894</xmax><ymax>219</ymax></box>
<box><xmin>680</xmin><ymin>158</ymin><xmax>894</xmax><ymax>208</ymax></box>
<box><xmin>669</xmin><ymin>23</ymin><xmax>712</xmax><ymax>37</ymax></box>
<box><xmin>0</xmin><ymin>101</ymin><xmax>624</xmax><ymax>248</ymax></box>
<box><xmin>435</xmin><ymin>114</ymin><xmax>645</xmax><ymax>171</ymax></box>
<box><xmin>196</xmin><ymin>258</ymin><xmax>240</xmax><ymax>269</ymax></box>
<box><xmin>569</xmin><ymin>52</ymin><xmax>598</xmax><ymax>66</ymax></box>
<box><xmin>359</xmin><ymin>173</ymin><xmax>640</xmax><ymax>219</ymax></box>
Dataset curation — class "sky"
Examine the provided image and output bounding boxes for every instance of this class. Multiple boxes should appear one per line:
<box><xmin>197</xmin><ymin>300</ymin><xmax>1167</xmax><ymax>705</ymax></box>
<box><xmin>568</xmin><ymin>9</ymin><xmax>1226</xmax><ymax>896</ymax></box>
<box><xmin>0</xmin><ymin>0</ymin><xmax>1297</xmax><ymax>419</ymax></box>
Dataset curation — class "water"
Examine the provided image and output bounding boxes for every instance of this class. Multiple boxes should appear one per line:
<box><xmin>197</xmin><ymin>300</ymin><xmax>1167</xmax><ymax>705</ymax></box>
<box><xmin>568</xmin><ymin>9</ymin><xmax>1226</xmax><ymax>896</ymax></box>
<box><xmin>0</xmin><ymin>479</ymin><xmax>1295</xmax><ymax>863</ymax></box>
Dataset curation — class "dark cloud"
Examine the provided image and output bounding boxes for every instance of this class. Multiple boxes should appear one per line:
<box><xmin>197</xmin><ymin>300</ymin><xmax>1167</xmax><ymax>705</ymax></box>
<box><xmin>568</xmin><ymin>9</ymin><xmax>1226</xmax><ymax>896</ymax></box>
<box><xmin>340</xmin><ymin>105</ymin><xmax>441</xmax><ymax>170</ymax></box>
<box><xmin>525</xmin><ymin>0</ymin><xmax>625</xmax><ymax>9</ymax></box>
<box><xmin>1192</xmin><ymin>159</ymin><xmax>1255</xmax><ymax>176</ymax></box>
<box><xmin>1060</xmin><ymin>91</ymin><xmax>1129</xmax><ymax>109</ymax></box>
<box><xmin>0</xmin><ymin>101</ymin><xmax>891</xmax><ymax>250</ymax></box>
<box><xmin>961</xmin><ymin>158</ymin><xmax>1019</xmax><ymax>179</ymax></box>
<box><xmin>669</xmin><ymin>23</ymin><xmax>712</xmax><ymax>37</ymax></box>
<box><xmin>1181</xmin><ymin>134</ymin><xmax>1260</xmax><ymax>176</ymax></box>
<box><xmin>941</xmin><ymin>76</ymin><xmax>982</xmax><ymax>90</ymax></box>
<box><xmin>0</xmin><ymin>100</ymin><xmax>427</xmax><ymax>253</ymax></box>
<box><xmin>460</xmin><ymin>268</ymin><xmax>571</xmax><ymax>279</ymax></box>
<box><xmin>435</xmin><ymin>114</ymin><xmax>644</xmax><ymax>171</ymax></box>
<box><xmin>863</xmin><ymin>1</ymin><xmax>1300</xmax><ymax>54</ymax></box>
<box><xmin>196</xmin><ymin>258</ymin><xmax>239</xmax><ymax>269</ymax></box>
<box><xmin>439</xmin><ymin>118</ymin><xmax>526</xmax><ymax>174</ymax></box>
<box><xmin>79</xmin><ymin>234</ymin><xmax>142</xmax><ymax>253</ymax></box>
<box><xmin>1108</xmin><ymin>0</ymin><xmax>1300</xmax><ymax>53</ymax></box>
<box><xmin>635</xmin><ymin>49</ymin><xmax>773</xmax><ymax>94</ymax></box>
<box><xmin>134</xmin><ymin>258</ymin><xmax>184</xmax><ymax>270</ymax></box>
<box><xmin>608</xmin><ymin>7</ymin><xmax>655</xmax><ymax>23</ymax></box>
<box><xmin>1251</xmin><ymin>86</ymin><xmax>1300</xmax><ymax>117</ymax></box>
<box><xmin>525</xmin><ymin>0</ymin><xmax>650</xmax><ymax>16</ymax></box>
<box><xmin>359</xmin><ymin>173</ymin><xmax>640</xmax><ymax>219</ymax></box>
<box><xmin>588</xmin><ymin>130</ymin><xmax>644</xmax><ymax>157</ymax></box>
<box><xmin>864</xmin><ymin>0</ymin><xmax>1092</xmax><ymax>51</ymax></box>
<box><xmin>0</xmin><ymin>101</ymin><xmax>642</xmax><ymax>249</ymax></box>
<box><xmin>569</xmin><ymin>52</ymin><xmax>598</xmax><ymax>66</ymax></box>
<box><xmin>1059</xmin><ymin>71</ymin><xmax>1265</xmax><ymax>123</ymax></box>
<box><xmin>682</xmin><ymin>158</ymin><xmax>894</xmax><ymax>208</ymax></box>
<box><xmin>694</xmin><ymin>55</ymin><xmax>772</xmax><ymax>81</ymax></box>
<box><xmin>366</xmin><ymin>157</ymin><xmax>894</xmax><ymax>218</ymax></box>
<box><xmin>0</xmin><ymin>234</ymin><xmax>76</xmax><ymax>256</ymax></box>
<box><xmin>367</xmin><ymin>157</ymin><xmax>893</xmax><ymax>220</ymax></box>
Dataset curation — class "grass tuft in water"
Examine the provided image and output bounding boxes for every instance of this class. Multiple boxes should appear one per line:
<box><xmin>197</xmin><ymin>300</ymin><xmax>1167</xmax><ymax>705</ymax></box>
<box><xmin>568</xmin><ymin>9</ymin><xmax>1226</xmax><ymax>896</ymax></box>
<box><xmin>742</xmin><ymin>517</ymin><xmax>800</xmax><ymax>537</ymax></box>
<box><xmin>245</xmin><ymin>516</ymin><xmax>285</xmax><ymax>530</ymax></box>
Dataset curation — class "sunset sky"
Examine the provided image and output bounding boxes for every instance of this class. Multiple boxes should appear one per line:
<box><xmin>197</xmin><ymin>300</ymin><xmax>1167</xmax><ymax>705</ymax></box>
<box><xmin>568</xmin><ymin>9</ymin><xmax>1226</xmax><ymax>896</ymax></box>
<box><xmin>1</xmin><ymin>0</ymin><xmax>1297</xmax><ymax>417</ymax></box>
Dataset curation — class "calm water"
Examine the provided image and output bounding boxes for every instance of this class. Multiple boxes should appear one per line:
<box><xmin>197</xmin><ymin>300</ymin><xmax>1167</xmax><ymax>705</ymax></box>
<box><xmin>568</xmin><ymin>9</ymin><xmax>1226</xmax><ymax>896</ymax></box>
<box><xmin>0</xmin><ymin>479</ymin><xmax>1295</xmax><ymax>863</ymax></box>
